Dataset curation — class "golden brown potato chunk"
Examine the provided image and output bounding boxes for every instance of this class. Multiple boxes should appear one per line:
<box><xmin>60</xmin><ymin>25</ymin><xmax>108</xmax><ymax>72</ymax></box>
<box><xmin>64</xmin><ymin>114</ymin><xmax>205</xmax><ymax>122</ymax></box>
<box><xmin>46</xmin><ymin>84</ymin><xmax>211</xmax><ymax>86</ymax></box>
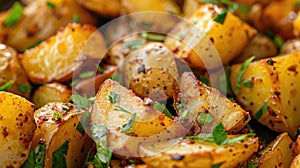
<box><xmin>31</xmin><ymin>102</ymin><xmax>88</xmax><ymax>168</ymax></box>
<box><xmin>165</xmin><ymin>4</ymin><xmax>257</xmax><ymax>70</ymax></box>
<box><xmin>91</xmin><ymin>79</ymin><xmax>185</xmax><ymax>157</ymax></box>
<box><xmin>230</xmin><ymin>53</ymin><xmax>300</xmax><ymax>135</ymax></box>
<box><xmin>0</xmin><ymin>44</ymin><xmax>31</xmax><ymax>98</ymax></box>
<box><xmin>142</xmin><ymin>136</ymin><xmax>259</xmax><ymax>168</ymax></box>
<box><xmin>0</xmin><ymin>0</ymin><xmax>97</xmax><ymax>52</ymax></box>
<box><xmin>0</xmin><ymin>92</ymin><xmax>36</xmax><ymax>167</ymax></box>
<box><xmin>122</xmin><ymin>42</ymin><xmax>179</xmax><ymax>101</ymax></box>
<box><xmin>20</xmin><ymin>23</ymin><xmax>106</xmax><ymax>83</ymax></box>
<box><xmin>76</xmin><ymin>0</ymin><xmax>122</xmax><ymax>18</ymax></box>
<box><xmin>32</xmin><ymin>82</ymin><xmax>71</xmax><ymax>108</ymax></box>
<box><xmin>175</xmin><ymin>72</ymin><xmax>250</xmax><ymax>134</ymax></box>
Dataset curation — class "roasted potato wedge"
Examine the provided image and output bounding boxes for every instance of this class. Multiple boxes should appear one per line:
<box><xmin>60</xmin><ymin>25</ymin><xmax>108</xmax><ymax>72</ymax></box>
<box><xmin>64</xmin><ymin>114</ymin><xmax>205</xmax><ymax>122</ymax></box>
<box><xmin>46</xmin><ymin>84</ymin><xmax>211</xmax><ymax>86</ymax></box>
<box><xmin>91</xmin><ymin>79</ymin><xmax>185</xmax><ymax>157</ymax></box>
<box><xmin>251</xmin><ymin>133</ymin><xmax>295</xmax><ymax>168</ymax></box>
<box><xmin>230</xmin><ymin>53</ymin><xmax>300</xmax><ymax>135</ymax></box>
<box><xmin>0</xmin><ymin>0</ymin><xmax>97</xmax><ymax>52</ymax></box>
<box><xmin>233</xmin><ymin>34</ymin><xmax>277</xmax><ymax>63</ymax></box>
<box><xmin>261</xmin><ymin>0</ymin><xmax>298</xmax><ymax>39</ymax></box>
<box><xmin>0</xmin><ymin>43</ymin><xmax>31</xmax><ymax>98</ymax></box>
<box><xmin>164</xmin><ymin>4</ymin><xmax>257</xmax><ymax>70</ymax></box>
<box><xmin>0</xmin><ymin>92</ymin><xmax>36</xmax><ymax>167</ymax></box>
<box><xmin>31</xmin><ymin>102</ymin><xmax>87</xmax><ymax>168</ymax></box>
<box><xmin>175</xmin><ymin>72</ymin><xmax>250</xmax><ymax>134</ymax></box>
<box><xmin>122</xmin><ymin>42</ymin><xmax>179</xmax><ymax>101</ymax></box>
<box><xmin>32</xmin><ymin>82</ymin><xmax>71</xmax><ymax>108</ymax></box>
<box><xmin>20</xmin><ymin>23</ymin><xmax>106</xmax><ymax>83</ymax></box>
<box><xmin>141</xmin><ymin>136</ymin><xmax>259</xmax><ymax>168</ymax></box>
<box><xmin>183</xmin><ymin>0</ymin><xmax>201</xmax><ymax>17</ymax></box>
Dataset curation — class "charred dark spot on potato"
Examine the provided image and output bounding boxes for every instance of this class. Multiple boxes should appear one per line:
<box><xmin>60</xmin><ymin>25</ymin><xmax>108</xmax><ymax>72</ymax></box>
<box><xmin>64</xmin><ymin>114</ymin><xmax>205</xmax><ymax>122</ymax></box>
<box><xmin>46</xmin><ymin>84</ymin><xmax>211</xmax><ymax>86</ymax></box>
<box><xmin>287</xmin><ymin>65</ymin><xmax>298</xmax><ymax>75</ymax></box>
<box><xmin>170</xmin><ymin>154</ymin><xmax>184</xmax><ymax>161</ymax></box>
<box><xmin>2</xmin><ymin>127</ymin><xmax>8</xmax><ymax>138</ymax></box>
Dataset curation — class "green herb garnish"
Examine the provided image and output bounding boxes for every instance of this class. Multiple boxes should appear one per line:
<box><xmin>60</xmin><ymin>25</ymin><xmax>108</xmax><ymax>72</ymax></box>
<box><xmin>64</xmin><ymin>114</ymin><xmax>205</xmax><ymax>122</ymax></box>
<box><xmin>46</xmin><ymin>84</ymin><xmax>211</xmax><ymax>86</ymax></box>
<box><xmin>71</xmin><ymin>93</ymin><xmax>93</xmax><ymax>109</ymax></box>
<box><xmin>4</xmin><ymin>2</ymin><xmax>23</xmax><ymax>27</ymax></box>
<box><xmin>52</xmin><ymin>140</ymin><xmax>69</xmax><ymax>168</ymax></box>
<box><xmin>295</xmin><ymin>2</ymin><xmax>300</xmax><ymax>8</ymax></box>
<box><xmin>46</xmin><ymin>1</ymin><xmax>55</xmax><ymax>9</ymax></box>
<box><xmin>274</xmin><ymin>35</ymin><xmax>284</xmax><ymax>49</ymax></box>
<box><xmin>242</xmin><ymin>79</ymin><xmax>254</xmax><ymax>89</ymax></box>
<box><xmin>199</xmin><ymin>75</ymin><xmax>209</xmax><ymax>85</ymax></box>
<box><xmin>121</xmin><ymin>113</ymin><xmax>136</xmax><ymax>133</ymax></box>
<box><xmin>153</xmin><ymin>101</ymin><xmax>172</xmax><ymax>118</ymax></box>
<box><xmin>109</xmin><ymin>73</ymin><xmax>123</xmax><ymax>84</ymax></box>
<box><xmin>255</xmin><ymin>101</ymin><xmax>268</xmax><ymax>119</ymax></box>
<box><xmin>53</xmin><ymin>112</ymin><xmax>63</xmax><ymax>120</ymax></box>
<box><xmin>141</xmin><ymin>31</ymin><xmax>166</xmax><ymax>42</ymax></box>
<box><xmin>213</xmin><ymin>9</ymin><xmax>227</xmax><ymax>24</ymax></box>
<box><xmin>114</xmin><ymin>106</ymin><xmax>132</xmax><ymax>115</ymax></box>
<box><xmin>73</xmin><ymin>14</ymin><xmax>79</xmax><ymax>23</ymax></box>
<box><xmin>122</xmin><ymin>39</ymin><xmax>146</xmax><ymax>50</ymax></box>
<box><xmin>79</xmin><ymin>71</ymin><xmax>94</xmax><ymax>79</ymax></box>
<box><xmin>197</xmin><ymin>112</ymin><xmax>214</xmax><ymax>125</ymax></box>
<box><xmin>76</xmin><ymin>111</ymin><xmax>90</xmax><ymax>135</ymax></box>
<box><xmin>22</xmin><ymin>142</ymin><xmax>46</xmax><ymax>168</ymax></box>
<box><xmin>179</xmin><ymin>110</ymin><xmax>190</xmax><ymax>119</ymax></box>
<box><xmin>108</xmin><ymin>91</ymin><xmax>119</xmax><ymax>103</ymax></box>
<box><xmin>236</xmin><ymin>56</ymin><xmax>255</xmax><ymax>93</ymax></box>
<box><xmin>96</xmin><ymin>65</ymin><xmax>105</xmax><ymax>74</ymax></box>
<box><xmin>0</xmin><ymin>80</ymin><xmax>14</xmax><ymax>91</ymax></box>
<box><xmin>61</xmin><ymin>104</ymin><xmax>70</xmax><ymax>110</ymax></box>
<box><xmin>18</xmin><ymin>84</ymin><xmax>31</xmax><ymax>93</ymax></box>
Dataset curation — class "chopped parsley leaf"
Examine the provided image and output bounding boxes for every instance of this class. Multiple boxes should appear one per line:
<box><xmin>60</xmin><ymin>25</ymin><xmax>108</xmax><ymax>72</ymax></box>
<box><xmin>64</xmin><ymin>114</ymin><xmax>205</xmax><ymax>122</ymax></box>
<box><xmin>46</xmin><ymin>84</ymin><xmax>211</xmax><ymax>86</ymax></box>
<box><xmin>18</xmin><ymin>84</ymin><xmax>31</xmax><ymax>93</ymax></box>
<box><xmin>213</xmin><ymin>9</ymin><xmax>227</xmax><ymax>24</ymax></box>
<box><xmin>153</xmin><ymin>101</ymin><xmax>172</xmax><ymax>118</ymax></box>
<box><xmin>52</xmin><ymin>140</ymin><xmax>69</xmax><ymax>168</ymax></box>
<box><xmin>108</xmin><ymin>91</ymin><xmax>119</xmax><ymax>103</ymax></box>
<box><xmin>71</xmin><ymin>93</ymin><xmax>93</xmax><ymax>109</ymax></box>
<box><xmin>4</xmin><ymin>2</ymin><xmax>23</xmax><ymax>27</ymax></box>
<box><xmin>197</xmin><ymin>112</ymin><xmax>214</xmax><ymax>125</ymax></box>
<box><xmin>121</xmin><ymin>113</ymin><xmax>136</xmax><ymax>133</ymax></box>
<box><xmin>46</xmin><ymin>1</ymin><xmax>55</xmax><ymax>9</ymax></box>
<box><xmin>236</xmin><ymin>56</ymin><xmax>255</xmax><ymax>93</ymax></box>
<box><xmin>255</xmin><ymin>101</ymin><xmax>268</xmax><ymax>119</ymax></box>
<box><xmin>122</xmin><ymin>39</ymin><xmax>146</xmax><ymax>50</ymax></box>
<box><xmin>141</xmin><ymin>31</ymin><xmax>166</xmax><ymax>42</ymax></box>
<box><xmin>0</xmin><ymin>80</ymin><xmax>14</xmax><ymax>91</ymax></box>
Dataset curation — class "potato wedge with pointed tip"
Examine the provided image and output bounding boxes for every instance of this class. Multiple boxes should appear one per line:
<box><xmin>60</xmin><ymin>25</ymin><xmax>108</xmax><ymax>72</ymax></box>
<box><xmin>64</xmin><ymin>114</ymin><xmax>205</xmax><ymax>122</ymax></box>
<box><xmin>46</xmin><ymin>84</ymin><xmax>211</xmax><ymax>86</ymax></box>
<box><xmin>0</xmin><ymin>92</ymin><xmax>36</xmax><ymax>167</ymax></box>
<box><xmin>141</xmin><ymin>136</ymin><xmax>259</xmax><ymax>168</ymax></box>
<box><xmin>175</xmin><ymin>72</ymin><xmax>250</xmax><ymax>134</ymax></box>
<box><xmin>91</xmin><ymin>79</ymin><xmax>186</xmax><ymax>157</ymax></box>
<box><xmin>31</xmin><ymin>102</ymin><xmax>88</xmax><ymax>168</ymax></box>
<box><xmin>230</xmin><ymin>53</ymin><xmax>300</xmax><ymax>135</ymax></box>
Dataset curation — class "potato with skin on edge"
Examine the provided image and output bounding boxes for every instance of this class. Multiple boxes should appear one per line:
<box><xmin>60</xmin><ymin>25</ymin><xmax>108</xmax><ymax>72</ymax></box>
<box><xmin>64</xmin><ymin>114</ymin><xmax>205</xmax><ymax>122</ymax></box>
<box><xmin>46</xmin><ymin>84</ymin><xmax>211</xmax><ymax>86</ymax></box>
<box><xmin>141</xmin><ymin>136</ymin><xmax>259</xmax><ymax>168</ymax></box>
<box><xmin>0</xmin><ymin>43</ymin><xmax>31</xmax><ymax>98</ymax></box>
<box><xmin>91</xmin><ymin>79</ymin><xmax>186</xmax><ymax>157</ymax></box>
<box><xmin>31</xmin><ymin>102</ymin><xmax>88</xmax><ymax>168</ymax></box>
<box><xmin>0</xmin><ymin>91</ymin><xmax>36</xmax><ymax>167</ymax></box>
<box><xmin>0</xmin><ymin>0</ymin><xmax>97</xmax><ymax>52</ymax></box>
<box><xmin>175</xmin><ymin>72</ymin><xmax>251</xmax><ymax>134</ymax></box>
<box><xmin>165</xmin><ymin>4</ymin><xmax>257</xmax><ymax>70</ymax></box>
<box><xmin>230</xmin><ymin>53</ymin><xmax>300</xmax><ymax>135</ymax></box>
<box><xmin>20</xmin><ymin>23</ymin><xmax>106</xmax><ymax>83</ymax></box>
<box><xmin>253</xmin><ymin>132</ymin><xmax>295</xmax><ymax>168</ymax></box>
<box><xmin>32</xmin><ymin>82</ymin><xmax>71</xmax><ymax>108</ymax></box>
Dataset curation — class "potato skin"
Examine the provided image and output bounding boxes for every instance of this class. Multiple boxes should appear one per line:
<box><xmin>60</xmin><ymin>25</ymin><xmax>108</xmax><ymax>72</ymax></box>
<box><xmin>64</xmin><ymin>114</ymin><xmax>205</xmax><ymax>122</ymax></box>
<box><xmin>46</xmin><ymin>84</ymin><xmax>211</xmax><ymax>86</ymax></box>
<box><xmin>32</xmin><ymin>102</ymin><xmax>87</xmax><ymax>168</ymax></box>
<box><xmin>281</xmin><ymin>39</ymin><xmax>300</xmax><ymax>54</ymax></box>
<box><xmin>290</xmin><ymin>153</ymin><xmax>300</xmax><ymax>168</ymax></box>
<box><xmin>122</xmin><ymin>0</ymin><xmax>180</xmax><ymax>14</ymax></box>
<box><xmin>0</xmin><ymin>44</ymin><xmax>31</xmax><ymax>98</ymax></box>
<box><xmin>20</xmin><ymin>23</ymin><xmax>106</xmax><ymax>83</ymax></box>
<box><xmin>76</xmin><ymin>0</ymin><xmax>122</xmax><ymax>18</ymax></box>
<box><xmin>230</xmin><ymin>53</ymin><xmax>300</xmax><ymax>135</ymax></box>
<box><xmin>122</xmin><ymin>42</ymin><xmax>179</xmax><ymax>101</ymax></box>
<box><xmin>142</xmin><ymin>136</ymin><xmax>259</xmax><ymax>168</ymax></box>
<box><xmin>32</xmin><ymin>82</ymin><xmax>71</xmax><ymax>108</ymax></box>
<box><xmin>0</xmin><ymin>0</ymin><xmax>97</xmax><ymax>52</ymax></box>
<box><xmin>165</xmin><ymin>4</ymin><xmax>257</xmax><ymax>70</ymax></box>
<box><xmin>176</xmin><ymin>72</ymin><xmax>250</xmax><ymax>134</ymax></box>
<box><xmin>0</xmin><ymin>92</ymin><xmax>36</xmax><ymax>167</ymax></box>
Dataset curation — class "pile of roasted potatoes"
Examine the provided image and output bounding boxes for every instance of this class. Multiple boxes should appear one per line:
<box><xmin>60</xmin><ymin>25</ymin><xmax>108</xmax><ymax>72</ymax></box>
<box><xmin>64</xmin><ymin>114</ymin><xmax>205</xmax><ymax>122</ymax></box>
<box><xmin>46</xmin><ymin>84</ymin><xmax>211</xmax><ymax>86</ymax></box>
<box><xmin>1</xmin><ymin>0</ymin><xmax>300</xmax><ymax>167</ymax></box>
